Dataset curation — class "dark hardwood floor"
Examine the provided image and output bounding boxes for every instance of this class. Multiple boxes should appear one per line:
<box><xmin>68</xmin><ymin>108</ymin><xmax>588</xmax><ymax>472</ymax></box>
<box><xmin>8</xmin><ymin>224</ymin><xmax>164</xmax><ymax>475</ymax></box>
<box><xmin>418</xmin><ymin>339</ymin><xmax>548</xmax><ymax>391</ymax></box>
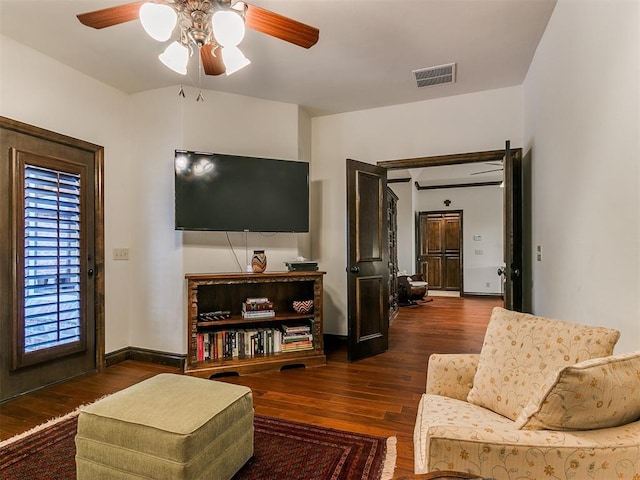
<box><xmin>0</xmin><ymin>295</ymin><xmax>501</xmax><ymax>478</ymax></box>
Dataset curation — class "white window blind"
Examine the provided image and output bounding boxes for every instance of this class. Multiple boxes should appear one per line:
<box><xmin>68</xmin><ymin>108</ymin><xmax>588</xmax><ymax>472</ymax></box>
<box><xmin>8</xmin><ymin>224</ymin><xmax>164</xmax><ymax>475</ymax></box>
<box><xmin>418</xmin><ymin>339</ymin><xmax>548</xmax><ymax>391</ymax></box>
<box><xmin>23</xmin><ymin>165</ymin><xmax>81</xmax><ymax>353</ymax></box>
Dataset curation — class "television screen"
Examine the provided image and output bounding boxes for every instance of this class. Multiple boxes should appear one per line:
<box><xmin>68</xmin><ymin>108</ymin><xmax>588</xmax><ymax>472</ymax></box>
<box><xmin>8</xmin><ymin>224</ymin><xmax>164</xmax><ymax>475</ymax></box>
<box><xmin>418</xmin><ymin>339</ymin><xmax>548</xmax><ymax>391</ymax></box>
<box><xmin>174</xmin><ymin>151</ymin><xmax>309</xmax><ymax>232</ymax></box>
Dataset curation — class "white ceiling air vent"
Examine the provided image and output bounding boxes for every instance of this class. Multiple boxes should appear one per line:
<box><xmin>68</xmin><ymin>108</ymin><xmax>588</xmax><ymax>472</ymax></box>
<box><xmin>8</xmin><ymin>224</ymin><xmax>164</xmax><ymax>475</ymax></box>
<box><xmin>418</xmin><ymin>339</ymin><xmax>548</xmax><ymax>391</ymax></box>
<box><xmin>413</xmin><ymin>63</ymin><xmax>456</xmax><ymax>88</ymax></box>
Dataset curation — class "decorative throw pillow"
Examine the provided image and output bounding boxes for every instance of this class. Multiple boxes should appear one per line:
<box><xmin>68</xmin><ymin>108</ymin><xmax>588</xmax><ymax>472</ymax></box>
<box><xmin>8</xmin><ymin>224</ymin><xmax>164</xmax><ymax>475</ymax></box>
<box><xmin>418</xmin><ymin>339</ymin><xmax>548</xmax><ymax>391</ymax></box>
<box><xmin>515</xmin><ymin>351</ymin><xmax>640</xmax><ymax>430</ymax></box>
<box><xmin>467</xmin><ymin>307</ymin><xmax>620</xmax><ymax>421</ymax></box>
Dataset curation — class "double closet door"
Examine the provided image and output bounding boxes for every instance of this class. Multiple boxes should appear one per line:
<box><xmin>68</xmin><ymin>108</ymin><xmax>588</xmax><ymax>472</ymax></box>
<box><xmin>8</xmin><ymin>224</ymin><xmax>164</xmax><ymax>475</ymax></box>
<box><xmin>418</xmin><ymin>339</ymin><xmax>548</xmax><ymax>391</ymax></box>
<box><xmin>417</xmin><ymin>211</ymin><xmax>462</xmax><ymax>292</ymax></box>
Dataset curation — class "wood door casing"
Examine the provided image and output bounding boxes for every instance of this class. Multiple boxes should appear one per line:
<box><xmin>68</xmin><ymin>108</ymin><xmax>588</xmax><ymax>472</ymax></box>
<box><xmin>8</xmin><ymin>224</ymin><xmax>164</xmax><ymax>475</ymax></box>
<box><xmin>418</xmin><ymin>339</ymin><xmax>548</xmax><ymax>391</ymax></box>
<box><xmin>417</xmin><ymin>211</ymin><xmax>462</xmax><ymax>291</ymax></box>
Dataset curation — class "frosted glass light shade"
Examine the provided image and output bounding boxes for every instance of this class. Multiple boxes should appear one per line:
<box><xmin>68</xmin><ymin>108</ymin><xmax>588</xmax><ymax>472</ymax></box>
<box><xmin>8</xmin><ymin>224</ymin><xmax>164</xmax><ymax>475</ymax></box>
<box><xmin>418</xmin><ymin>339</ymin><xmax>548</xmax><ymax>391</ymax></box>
<box><xmin>221</xmin><ymin>46</ymin><xmax>250</xmax><ymax>75</ymax></box>
<box><xmin>159</xmin><ymin>41</ymin><xmax>189</xmax><ymax>75</ymax></box>
<box><xmin>212</xmin><ymin>10</ymin><xmax>245</xmax><ymax>47</ymax></box>
<box><xmin>139</xmin><ymin>2</ymin><xmax>177</xmax><ymax>42</ymax></box>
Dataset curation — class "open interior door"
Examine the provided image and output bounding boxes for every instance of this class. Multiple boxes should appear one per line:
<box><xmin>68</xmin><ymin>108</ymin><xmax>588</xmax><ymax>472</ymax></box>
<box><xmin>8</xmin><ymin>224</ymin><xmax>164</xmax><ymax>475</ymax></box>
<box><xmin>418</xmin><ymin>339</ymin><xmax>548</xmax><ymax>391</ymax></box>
<box><xmin>502</xmin><ymin>140</ymin><xmax>524</xmax><ymax>311</ymax></box>
<box><xmin>346</xmin><ymin>159</ymin><xmax>389</xmax><ymax>361</ymax></box>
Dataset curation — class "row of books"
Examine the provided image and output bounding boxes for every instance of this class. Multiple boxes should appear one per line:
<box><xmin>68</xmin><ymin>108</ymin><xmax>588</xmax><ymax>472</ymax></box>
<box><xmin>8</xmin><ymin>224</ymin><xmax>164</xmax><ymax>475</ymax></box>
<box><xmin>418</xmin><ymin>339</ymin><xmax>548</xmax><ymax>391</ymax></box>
<box><xmin>241</xmin><ymin>297</ymin><xmax>275</xmax><ymax>319</ymax></box>
<box><xmin>196</xmin><ymin>325</ymin><xmax>314</xmax><ymax>361</ymax></box>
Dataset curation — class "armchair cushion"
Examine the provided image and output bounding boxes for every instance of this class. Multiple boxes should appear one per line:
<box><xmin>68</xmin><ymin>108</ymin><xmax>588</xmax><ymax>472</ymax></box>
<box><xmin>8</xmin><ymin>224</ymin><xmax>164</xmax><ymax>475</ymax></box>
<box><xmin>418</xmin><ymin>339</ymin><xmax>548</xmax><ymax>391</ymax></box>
<box><xmin>426</xmin><ymin>353</ymin><xmax>479</xmax><ymax>401</ymax></box>
<box><xmin>515</xmin><ymin>350</ymin><xmax>640</xmax><ymax>430</ymax></box>
<box><xmin>467</xmin><ymin>307</ymin><xmax>620</xmax><ymax>420</ymax></box>
<box><xmin>414</xmin><ymin>392</ymin><xmax>640</xmax><ymax>477</ymax></box>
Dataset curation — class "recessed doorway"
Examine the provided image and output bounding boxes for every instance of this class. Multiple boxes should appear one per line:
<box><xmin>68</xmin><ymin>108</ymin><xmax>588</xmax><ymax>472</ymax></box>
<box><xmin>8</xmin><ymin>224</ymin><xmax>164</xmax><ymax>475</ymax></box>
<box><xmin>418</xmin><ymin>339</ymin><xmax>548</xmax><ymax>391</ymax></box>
<box><xmin>417</xmin><ymin>210</ymin><xmax>463</xmax><ymax>293</ymax></box>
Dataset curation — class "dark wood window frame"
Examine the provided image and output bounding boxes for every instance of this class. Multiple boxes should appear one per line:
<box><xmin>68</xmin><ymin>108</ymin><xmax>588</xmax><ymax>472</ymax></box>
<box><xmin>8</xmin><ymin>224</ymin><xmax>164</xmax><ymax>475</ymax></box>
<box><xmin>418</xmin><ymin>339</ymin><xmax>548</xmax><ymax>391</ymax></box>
<box><xmin>11</xmin><ymin>151</ymin><xmax>89</xmax><ymax>369</ymax></box>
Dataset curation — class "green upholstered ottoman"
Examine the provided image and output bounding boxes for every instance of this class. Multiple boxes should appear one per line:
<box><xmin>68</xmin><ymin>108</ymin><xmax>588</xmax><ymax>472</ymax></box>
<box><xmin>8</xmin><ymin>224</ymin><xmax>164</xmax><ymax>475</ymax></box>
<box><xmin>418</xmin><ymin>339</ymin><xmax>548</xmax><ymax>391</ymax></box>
<box><xmin>75</xmin><ymin>373</ymin><xmax>253</xmax><ymax>480</ymax></box>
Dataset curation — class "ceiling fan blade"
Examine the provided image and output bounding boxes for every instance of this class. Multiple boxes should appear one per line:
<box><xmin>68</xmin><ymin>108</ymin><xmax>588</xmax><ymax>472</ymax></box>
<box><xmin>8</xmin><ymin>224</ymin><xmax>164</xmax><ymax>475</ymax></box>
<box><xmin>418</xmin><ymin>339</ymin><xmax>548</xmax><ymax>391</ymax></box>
<box><xmin>77</xmin><ymin>1</ymin><xmax>145</xmax><ymax>29</ymax></box>
<box><xmin>470</xmin><ymin>168</ymin><xmax>503</xmax><ymax>175</ymax></box>
<box><xmin>201</xmin><ymin>44</ymin><xmax>226</xmax><ymax>76</ymax></box>
<box><xmin>245</xmin><ymin>4</ymin><xmax>319</xmax><ymax>49</ymax></box>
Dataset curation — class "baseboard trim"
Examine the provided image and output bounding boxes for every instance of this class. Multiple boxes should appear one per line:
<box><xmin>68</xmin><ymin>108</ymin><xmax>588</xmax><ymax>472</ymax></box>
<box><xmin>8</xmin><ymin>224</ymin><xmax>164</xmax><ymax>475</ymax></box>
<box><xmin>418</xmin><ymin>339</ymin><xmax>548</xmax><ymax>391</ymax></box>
<box><xmin>105</xmin><ymin>347</ymin><xmax>186</xmax><ymax>369</ymax></box>
<box><xmin>464</xmin><ymin>292</ymin><xmax>503</xmax><ymax>298</ymax></box>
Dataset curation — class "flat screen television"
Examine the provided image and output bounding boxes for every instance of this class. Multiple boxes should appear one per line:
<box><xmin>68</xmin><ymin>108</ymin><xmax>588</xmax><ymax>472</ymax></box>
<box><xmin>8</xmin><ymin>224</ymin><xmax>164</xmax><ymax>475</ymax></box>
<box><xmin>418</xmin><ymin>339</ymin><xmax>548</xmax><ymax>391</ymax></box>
<box><xmin>174</xmin><ymin>150</ymin><xmax>309</xmax><ymax>232</ymax></box>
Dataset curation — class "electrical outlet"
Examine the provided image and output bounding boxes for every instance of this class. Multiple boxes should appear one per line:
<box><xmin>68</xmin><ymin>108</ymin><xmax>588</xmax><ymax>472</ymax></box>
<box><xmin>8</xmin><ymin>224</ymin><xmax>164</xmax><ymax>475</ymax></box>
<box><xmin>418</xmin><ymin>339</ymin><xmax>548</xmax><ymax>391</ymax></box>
<box><xmin>537</xmin><ymin>245</ymin><xmax>542</xmax><ymax>262</ymax></box>
<box><xmin>113</xmin><ymin>247</ymin><xmax>129</xmax><ymax>261</ymax></box>
<box><xmin>475</xmin><ymin>249</ymin><xmax>483</xmax><ymax>256</ymax></box>
<box><xmin>486</xmin><ymin>282</ymin><xmax>491</xmax><ymax>288</ymax></box>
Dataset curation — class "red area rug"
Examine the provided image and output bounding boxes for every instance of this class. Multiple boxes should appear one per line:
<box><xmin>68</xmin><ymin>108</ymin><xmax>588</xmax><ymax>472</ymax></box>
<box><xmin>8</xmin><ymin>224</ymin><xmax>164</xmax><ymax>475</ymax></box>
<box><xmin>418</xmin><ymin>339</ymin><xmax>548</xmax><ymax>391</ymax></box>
<box><xmin>0</xmin><ymin>409</ymin><xmax>396</xmax><ymax>480</ymax></box>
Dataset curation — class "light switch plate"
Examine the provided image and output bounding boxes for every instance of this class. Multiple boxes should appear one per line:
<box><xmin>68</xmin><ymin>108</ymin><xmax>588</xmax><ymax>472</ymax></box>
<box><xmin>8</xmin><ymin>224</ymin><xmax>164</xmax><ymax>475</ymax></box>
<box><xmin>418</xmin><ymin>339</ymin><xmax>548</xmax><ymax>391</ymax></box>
<box><xmin>113</xmin><ymin>247</ymin><xmax>129</xmax><ymax>260</ymax></box>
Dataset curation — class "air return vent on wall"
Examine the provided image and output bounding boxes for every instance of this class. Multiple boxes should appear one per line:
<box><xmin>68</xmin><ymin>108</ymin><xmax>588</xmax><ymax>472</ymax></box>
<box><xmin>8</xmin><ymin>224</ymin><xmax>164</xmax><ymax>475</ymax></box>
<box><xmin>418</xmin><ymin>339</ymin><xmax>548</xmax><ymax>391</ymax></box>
<box><xmin>413</xmin><ymin>62</ymin><xmax>456</xmax><ymax>88</ymax></box>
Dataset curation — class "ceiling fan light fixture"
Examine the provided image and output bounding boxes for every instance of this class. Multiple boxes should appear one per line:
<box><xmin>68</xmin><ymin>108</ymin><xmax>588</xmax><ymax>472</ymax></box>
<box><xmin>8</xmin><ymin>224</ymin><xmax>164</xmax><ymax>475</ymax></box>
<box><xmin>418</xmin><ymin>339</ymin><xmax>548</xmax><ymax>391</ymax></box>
<box><xmin>222</xmin><ymin>46</ymin><xmax>250</xmax><ymax>75</ymax></box>
<box><xmin>77</xmin><ymin>0</ymin><xmax>319</xmax><ymax>80</ymax></box>
<box><xmin>159</xmin><ymin>41</ymin><xmax>189</xmax><ymax>75</ymax></box>
<box><xmin>212</xmin><ymin>10</ymin><xmax>245</xmax><ymax>47</ymax></box>
<box><xmin>139</xmin><ymin>2</ymin><xmax>177</xmax><ymax>42</ymax></box>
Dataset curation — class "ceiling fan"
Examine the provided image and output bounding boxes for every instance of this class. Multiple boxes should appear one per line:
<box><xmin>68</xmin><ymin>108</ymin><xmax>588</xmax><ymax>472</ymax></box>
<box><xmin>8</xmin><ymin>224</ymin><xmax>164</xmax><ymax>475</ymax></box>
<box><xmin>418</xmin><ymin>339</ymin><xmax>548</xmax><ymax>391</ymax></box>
<box><xmin>77</xmin><ymin>0</ymin><xmax>319</xmax><ymax>76</ymax></box>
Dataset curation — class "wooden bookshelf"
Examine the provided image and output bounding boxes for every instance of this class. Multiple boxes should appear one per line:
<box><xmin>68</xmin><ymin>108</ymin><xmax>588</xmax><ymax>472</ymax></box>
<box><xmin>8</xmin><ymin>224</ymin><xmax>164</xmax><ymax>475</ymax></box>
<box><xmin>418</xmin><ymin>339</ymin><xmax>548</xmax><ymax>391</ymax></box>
<box><xmin>184</xmin><ymin>271</ymin><xmax>326</xmax><ymax>378</ymax></box>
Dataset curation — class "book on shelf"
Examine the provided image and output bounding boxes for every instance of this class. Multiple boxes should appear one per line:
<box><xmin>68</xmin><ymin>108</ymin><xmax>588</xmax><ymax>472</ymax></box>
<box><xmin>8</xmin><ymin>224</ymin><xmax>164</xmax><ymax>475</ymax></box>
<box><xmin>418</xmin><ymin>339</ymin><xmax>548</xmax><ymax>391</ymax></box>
<box><xmin>242</xmin><ymin>297</ymin><xmax>275</xmax><ymax>318</ymax></box>
<box><xmin>242</xmin><ymin>301</ymin><xmax>274</xmax><ymax>312</ymax></box>
<box><xmin>195</xmin><ymin>322</ymin><xmax>315</xmax><ymax>361</ymax></box>
<box><xmin>281</xmin><ymin>340</ymin><xmax>313</xmax><ymax>352</ymax></box>
<box><xmin>242</xmin><ymin>309</ymin><xmax>276</xmax><ymax>319</ymax></box>
<box><xmin>282</xmin><ymin>334</ymin><xmax>313</xmax><ymax>343</ymax></box>
<box><xmin>282</xmin><ymin>323</ymin><xmax>311</xmax><ymax>332</ymax></box>
<box><xmin>246</xmin><ymin>297</ymin><xmax>270</xmax><ymax>304</ymax></box>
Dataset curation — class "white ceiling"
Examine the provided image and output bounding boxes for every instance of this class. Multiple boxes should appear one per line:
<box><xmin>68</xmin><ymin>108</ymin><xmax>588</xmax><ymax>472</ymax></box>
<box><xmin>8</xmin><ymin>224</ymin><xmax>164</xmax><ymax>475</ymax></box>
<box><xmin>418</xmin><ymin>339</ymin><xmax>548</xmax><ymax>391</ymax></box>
<box><xmin>0</xmin><ymin>0</ymin><xmax>556</xmax><ymax>119</ymax></box>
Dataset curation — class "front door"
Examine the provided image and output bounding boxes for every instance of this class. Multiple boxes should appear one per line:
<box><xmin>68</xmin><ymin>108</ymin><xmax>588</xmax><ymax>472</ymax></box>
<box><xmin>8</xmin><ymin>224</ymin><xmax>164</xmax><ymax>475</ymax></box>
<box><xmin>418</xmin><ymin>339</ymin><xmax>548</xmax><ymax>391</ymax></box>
<box><xmin>417</xmin><ymin>211</ymin><xmax>462</xmax><ymax>291</ymax></box>
<box><xmin>346</xmin><ymin>159</ymin><xmax>389</xmax><ymax>361</ymax></box>
<box><xmin>0</xmin><ymin>117</ymin><xmax>104</xmax><ymax>401</ymax></box>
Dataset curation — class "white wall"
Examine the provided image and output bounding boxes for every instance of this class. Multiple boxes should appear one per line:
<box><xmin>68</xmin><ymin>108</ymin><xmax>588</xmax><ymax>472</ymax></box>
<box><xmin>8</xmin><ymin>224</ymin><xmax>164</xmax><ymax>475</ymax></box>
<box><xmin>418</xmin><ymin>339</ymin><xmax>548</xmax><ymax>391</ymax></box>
<box><xmin>414</xmin><ymin>185</ymin><xmax>503</xmax><ymax>295</ymax></box>
<box><xmin>312</xmin><ymin>86</ymin><xmax>522</xmax><ymax>335</ymax></box>
<box><xmin>0</xmin><ymin>35</ymin><xmax>133</xmax><ymax>353</ymax></box>
<box><xmin>523</xmin><ymin>0</ymin><xmax>640</xmax><ymax>353</ymax></box>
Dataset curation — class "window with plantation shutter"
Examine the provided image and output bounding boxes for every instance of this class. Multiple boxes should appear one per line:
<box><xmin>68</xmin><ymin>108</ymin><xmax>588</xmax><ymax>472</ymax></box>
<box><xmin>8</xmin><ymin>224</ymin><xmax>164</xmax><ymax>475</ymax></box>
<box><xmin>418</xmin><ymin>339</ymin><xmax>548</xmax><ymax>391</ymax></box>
<box><xmin>23</xmin><ymin>165</ymin><xmax>82</xmax><ymax>353</ymax></box>
<box><xmin>11</xmin><ymin>154</ymin><xmax>89</xmax><ymax>370</ymax></box>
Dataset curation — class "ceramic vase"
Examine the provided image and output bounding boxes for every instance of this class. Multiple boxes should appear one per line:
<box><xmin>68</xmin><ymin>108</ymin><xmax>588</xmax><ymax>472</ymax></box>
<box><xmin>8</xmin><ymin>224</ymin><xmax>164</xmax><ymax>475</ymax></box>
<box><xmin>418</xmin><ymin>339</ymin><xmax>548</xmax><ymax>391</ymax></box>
<box><xmin>251</xmin><ymin>250</ymin><xmax>267</xmax><ymax>273</ymax></box>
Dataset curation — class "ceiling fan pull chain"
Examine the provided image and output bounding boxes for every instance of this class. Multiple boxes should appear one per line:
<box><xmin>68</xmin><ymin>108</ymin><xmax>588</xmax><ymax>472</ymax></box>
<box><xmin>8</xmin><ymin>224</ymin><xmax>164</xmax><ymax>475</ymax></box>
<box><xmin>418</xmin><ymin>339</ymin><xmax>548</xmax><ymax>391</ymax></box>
<box><xmin>196</xmin><ymin>48</ymin><xmax>204</xmax><ymax>102</ymax></box>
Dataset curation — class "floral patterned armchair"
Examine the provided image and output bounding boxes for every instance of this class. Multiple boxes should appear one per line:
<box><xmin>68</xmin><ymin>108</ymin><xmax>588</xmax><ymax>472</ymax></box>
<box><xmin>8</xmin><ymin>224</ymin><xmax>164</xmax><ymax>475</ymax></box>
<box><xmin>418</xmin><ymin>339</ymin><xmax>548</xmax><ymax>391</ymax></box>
<box><xmin>413</xmin><ymin>307</ymin><xmax>640</xmax><ymax>479</ymax></box>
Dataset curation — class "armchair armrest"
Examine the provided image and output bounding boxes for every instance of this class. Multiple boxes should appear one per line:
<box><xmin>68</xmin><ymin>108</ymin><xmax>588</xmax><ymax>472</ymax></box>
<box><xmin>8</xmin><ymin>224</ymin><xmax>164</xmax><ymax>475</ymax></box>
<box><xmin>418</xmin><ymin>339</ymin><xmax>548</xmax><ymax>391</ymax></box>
<box><xmin>426</xmin><ymin>353</ymin><xmax>480</xmax><ymax>401</ymax></box>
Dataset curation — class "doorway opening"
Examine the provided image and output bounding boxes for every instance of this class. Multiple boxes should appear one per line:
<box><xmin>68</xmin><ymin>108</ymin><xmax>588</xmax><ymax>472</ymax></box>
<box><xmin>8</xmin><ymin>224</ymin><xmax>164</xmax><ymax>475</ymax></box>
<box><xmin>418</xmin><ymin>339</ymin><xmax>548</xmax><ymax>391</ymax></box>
<box><xmin>378</xmin><ymin>143</ymin><xmax>528</xmax><ymax>312</ymax></box>
<box><xmin>416</xmin><ymin>210</ymin><xmax>463</xmax><ymax>293</ymax></box>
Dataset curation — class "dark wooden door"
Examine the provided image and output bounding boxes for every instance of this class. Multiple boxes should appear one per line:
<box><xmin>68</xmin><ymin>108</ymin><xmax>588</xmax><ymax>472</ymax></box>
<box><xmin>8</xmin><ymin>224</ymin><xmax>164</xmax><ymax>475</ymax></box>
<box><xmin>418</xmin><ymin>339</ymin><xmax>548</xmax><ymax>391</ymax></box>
<box><xmin>417</xmin><ymin>211</ymin><xmax>462</xmax><ymax>291</ymax></box>
<box><xmin>346</xmin><ymin>159</ymin><xmax>389</xmax><ymax>361</ymax></box>
<box><xmin>502</xmin><ymin>141</ymin><xmax>523</xmax><ymax>311</ymax></box>
<box><xmin>0</xmin><ymin>117</ymin><xmax>104</xmax><ymax>401</ymax></box>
